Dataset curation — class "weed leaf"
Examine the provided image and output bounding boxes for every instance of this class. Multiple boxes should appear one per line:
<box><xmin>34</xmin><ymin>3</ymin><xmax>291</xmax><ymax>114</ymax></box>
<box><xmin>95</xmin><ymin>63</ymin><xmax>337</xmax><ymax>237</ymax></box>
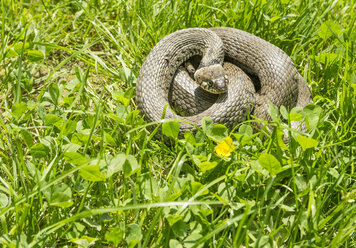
<box><xmin>302</xmin><ymin>104</ymin><xmax>322</xmax><ymax>130</ymax></box>
<box><xmin>268</xmin><ymin>101</ymin><xmax>279</xmax><ymax>121</ymax></box>
<box><xmin>13</xmin><ymin>42</ymin><xmax>29</xmax><ymax>53</ymax></box>
<box><xmin>297</xmin><ymin>136</ymin><xmax>318</xmax><ymax>150</ymax></box>
<box><xmin>21</xmin><ymin>129</ymin><xmax>33</xmax><ymax>147</ymax></box>
<box><xmin>79</xmin><ymin>164</ymin><xmax>106</xmax><ymax>181</ymax></box>
<box><xmin>201</xmin><ymin>117</ymin><xmax>213</xmax><ymax>133</ymax></box>
<box><xmin>167</xmin><ymin>214</ymin><xmax>184</xmax><ymax>226</ymax></box>
<box><xmin>289</xmin><ymin>112</ymin><xmax>303</xmax><ymax>121</ymax></box>
<box><xmin>30</xmin><ymin>143</ymin><xmax>49</xmax><ymax>158</ymax></box>
<box><xmin>45</xmin><ymin>114</ymin><xmax>63</xmax><ymax>128</ymax></box>
<box><xmin>0</xmin><ymin>193</ymin><xmax>9</xmax><ymax>208</ymax></box>
<box><xmin>63</xmin><ymin>120</ymin><xmax>77</xmax><ymax>136</ymax></box>
<box><xmin>5</xmin><ymin>48</ymin><xmax>17</xmax><ymax>58</ymax></box>
<box><xmin>239</xmin><ymin>124</ymin><xmax>253</xmax><ymax>137</ymax></box>
<box><xmin>318</xmin><ymin>21</ymin><xmax>342</xmax><ymax>40</ymax></box>
<box><xmin>27</xmin><ymin>50</ymin><xmax>44</xmax><ymax>62</ymax></box>
<box><xmin>49</xmin><ymin>83</ymin><xmax>60</xmax><ymax>105</ymax></box>
<box><xmin>280</xmin><ymin>106</ymin><xmax>288</xmax><ymax>119</ymax></box>
<box><xmin>172</xmin><ymin>221</ymin><xmax>188</xmax><ymax>238</ymax></box>
<box><xmin>64</xmin><ymin>152</ymin><xmax>87</xmax><ymax>165</ymax></box>
<box><xmin>49</xmin><ymin>183</ymin><xmax>73</xmax><ymax>208</ymax></box>
<box><xmin>198</xmin><ymin>161</ymin><xmax>218</xmax><ymax>173</ymax></box>
<box><xmin>71</xmin><ymin>236</ymin><xmax>97</xmax><ymax>247</ymax></box>
<box><xmin>206</xmin><ymin>124</ymin><xmax>228</xmax><ymax>142</ymax></box>
<box><xmin>105</xmin><ymin>227</ymin><xmax>124</xmax><ymax>246</ymax></box>
<box><xmin>258</xmin><ymin>153</ymin><xmax>281</xmax><ymax>176</ymax></box>
<box><xmin>11</xmin><ymin>102</ymin><xmax>27</xmax><ymax>119</ymax></box>
<box><xmin>126</xmin><ymin>224</ymin><xmax>142</xmax><ymax>248</ymax></box>
<box><xmin>169</xmin><ymin>239</ymin><xmax>183</xmax><ymax>248</ymax></box>
<box><xmin>162</xmin><ymin>121</ymin><xmax>180</xmax><ymax>139</ymax></box>
<box><xmin>107</xmin><ymin>153</ymin><xmax>140</xmax><ymax>177</ymax></box>
<box><xmin>184</xmin><ymin>233</ymin><xmax>203</xmax><ymax>248</ymax></box>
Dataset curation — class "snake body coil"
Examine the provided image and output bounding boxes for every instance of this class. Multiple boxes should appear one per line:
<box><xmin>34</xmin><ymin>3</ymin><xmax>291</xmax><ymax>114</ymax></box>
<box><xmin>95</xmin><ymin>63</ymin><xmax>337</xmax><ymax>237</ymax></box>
<box><xmin>136</xmin><ymin>27</ymin><xmax>311</xmax><ymax>134</ymax></box>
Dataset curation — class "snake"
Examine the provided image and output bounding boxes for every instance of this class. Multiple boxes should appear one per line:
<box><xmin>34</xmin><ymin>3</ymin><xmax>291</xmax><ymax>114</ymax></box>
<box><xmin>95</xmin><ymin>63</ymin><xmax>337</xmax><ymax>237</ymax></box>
<box><xmin>136</xmin><ymin>27</ymin><xmax>312</xmax><ymax>135</ymax></box>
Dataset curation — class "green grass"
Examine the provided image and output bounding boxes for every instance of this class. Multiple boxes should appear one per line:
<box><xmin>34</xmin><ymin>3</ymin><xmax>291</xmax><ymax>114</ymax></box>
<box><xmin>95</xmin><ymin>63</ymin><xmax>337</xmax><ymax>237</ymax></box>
<box><xmin>0</xmin><ymin>0</ymin><xmax>355</xmax><ymax>247</ymax></box>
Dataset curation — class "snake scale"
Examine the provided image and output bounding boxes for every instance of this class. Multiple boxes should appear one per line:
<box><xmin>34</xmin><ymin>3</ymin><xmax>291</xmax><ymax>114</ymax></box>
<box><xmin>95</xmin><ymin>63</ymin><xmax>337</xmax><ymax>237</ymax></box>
<box><xmin>136</xmin><ymin>27</ymin><xmax>312</xmax><ymax>134</ymax></box>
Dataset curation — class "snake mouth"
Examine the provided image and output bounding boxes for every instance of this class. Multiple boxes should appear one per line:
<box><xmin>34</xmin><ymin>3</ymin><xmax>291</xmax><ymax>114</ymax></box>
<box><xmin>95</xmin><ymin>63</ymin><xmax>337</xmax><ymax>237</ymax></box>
<box><xmin>201</xmin><ymin>76</ymin><xmax>228</xmax><ymax>94</ymax></box>
<box><xmin>195</xmin><ymin>64</ymin><xmax>228</xmax><ymax>94</ymax></box>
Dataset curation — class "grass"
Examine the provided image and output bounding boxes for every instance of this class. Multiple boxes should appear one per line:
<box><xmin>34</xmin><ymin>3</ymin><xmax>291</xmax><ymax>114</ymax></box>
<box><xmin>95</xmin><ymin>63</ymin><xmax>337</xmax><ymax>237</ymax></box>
<box><xmin>0</xmin><ymin>0</ymin><xmax>355</xmax><ymax>247</ymax></box>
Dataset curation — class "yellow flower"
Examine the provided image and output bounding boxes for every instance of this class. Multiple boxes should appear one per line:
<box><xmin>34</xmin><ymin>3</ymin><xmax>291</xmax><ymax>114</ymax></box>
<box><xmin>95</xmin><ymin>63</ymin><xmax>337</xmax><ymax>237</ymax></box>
<box><xmin>215</xmin><ymin>136</ymin><xmax>235</xmax><ymax>157</ymax></box>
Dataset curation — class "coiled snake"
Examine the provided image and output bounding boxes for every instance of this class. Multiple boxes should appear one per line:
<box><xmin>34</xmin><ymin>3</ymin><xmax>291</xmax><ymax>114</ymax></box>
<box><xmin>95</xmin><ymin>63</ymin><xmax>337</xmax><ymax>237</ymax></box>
<box><xmin>136</xmin><ymin>27</ymin><xmax>312</xmax><ymax>134</ymax></box>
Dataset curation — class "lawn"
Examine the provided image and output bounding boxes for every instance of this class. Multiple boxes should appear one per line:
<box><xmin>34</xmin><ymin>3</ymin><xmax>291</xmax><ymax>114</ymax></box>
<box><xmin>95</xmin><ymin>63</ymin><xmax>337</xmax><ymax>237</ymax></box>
<box><xmin>0</xmin><ymin>0</ymin><xmax>355</xmax><ymax>247</ymax></box>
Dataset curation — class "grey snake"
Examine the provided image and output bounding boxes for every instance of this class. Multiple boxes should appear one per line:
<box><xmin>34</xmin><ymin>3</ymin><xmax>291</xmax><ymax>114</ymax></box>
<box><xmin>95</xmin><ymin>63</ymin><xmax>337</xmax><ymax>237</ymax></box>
<box><xmin>136</xmin><ymin>27</ymin><xmax>312</xmax><ymax>134</ymax></box>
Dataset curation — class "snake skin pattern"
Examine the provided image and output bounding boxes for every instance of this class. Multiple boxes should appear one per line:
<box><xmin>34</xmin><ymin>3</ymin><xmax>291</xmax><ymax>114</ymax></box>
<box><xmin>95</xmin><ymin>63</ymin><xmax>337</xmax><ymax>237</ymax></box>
<box><xmin>136</xmin><ymin>27</ymin><xmax>312</xmax><ymax>134</ymax></box>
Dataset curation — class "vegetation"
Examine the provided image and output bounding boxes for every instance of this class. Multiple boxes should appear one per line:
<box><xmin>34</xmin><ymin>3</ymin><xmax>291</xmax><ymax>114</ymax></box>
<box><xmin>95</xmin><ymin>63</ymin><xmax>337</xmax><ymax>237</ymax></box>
<box><xmin>0</xmin><ymin>0</ymin><xmax>355</xmax><ymax>247</ymax></box>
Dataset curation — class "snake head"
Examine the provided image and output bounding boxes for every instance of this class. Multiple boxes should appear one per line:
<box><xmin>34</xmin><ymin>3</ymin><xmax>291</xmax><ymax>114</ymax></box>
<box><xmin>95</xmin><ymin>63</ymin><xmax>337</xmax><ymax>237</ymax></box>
<box><xmin>194</xmin><ymin>64</ymin><xmax>228</xmax><ymax>94</ymax></box>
